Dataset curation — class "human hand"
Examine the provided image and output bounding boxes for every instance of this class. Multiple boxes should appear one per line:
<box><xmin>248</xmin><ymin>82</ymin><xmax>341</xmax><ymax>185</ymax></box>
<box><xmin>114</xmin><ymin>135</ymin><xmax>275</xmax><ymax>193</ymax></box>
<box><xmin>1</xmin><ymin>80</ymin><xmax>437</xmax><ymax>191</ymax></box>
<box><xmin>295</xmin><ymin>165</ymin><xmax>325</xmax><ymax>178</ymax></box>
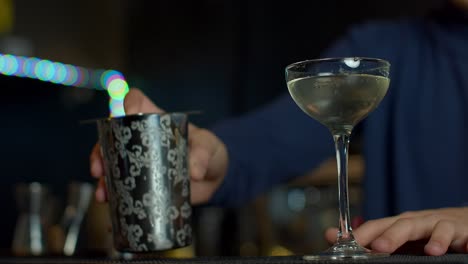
<box><xmin>89</xmin><ymin>88</ymin><xmax>229</xmax><ymax>205</ymax></box>
<box><xmin>325</xmin><ymin>207</ymin><xmax>468</xmax><ymax>256</ymax></box>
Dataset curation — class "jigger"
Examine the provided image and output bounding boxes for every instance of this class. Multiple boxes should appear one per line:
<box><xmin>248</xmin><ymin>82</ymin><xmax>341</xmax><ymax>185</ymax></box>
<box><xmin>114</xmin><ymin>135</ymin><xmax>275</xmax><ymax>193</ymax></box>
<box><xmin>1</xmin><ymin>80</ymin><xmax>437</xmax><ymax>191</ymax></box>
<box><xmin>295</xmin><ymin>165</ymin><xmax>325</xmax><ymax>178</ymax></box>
<box><xmin>61</xmin><ymin>182</ymin><xmax>94</xmax><ymax>256</ymax></box>
<box><xmin>12</xmin><ymin>182</ymin><xmax>50</xmax><ymax>256</ymax></box>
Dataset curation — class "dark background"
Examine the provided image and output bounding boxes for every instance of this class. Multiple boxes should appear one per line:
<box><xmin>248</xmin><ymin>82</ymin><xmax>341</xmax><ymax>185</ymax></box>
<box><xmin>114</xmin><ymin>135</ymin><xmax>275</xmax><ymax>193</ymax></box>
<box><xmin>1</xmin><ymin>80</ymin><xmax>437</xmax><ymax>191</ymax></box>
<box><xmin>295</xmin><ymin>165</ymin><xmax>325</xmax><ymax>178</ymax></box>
<box><xmin>0</xmin><ymin>0</ymin><xmax>442</xmax><ymax>254</ymax></box>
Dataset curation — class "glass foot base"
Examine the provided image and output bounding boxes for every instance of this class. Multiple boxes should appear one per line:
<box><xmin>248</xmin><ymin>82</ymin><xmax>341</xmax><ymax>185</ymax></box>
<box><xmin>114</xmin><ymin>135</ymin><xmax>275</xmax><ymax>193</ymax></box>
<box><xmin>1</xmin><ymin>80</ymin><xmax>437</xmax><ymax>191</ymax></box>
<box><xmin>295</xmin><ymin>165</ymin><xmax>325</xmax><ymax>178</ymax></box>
<box><xmin>303</xmin><ymin>240</ymin><xmax>389</xmax><ymax>261</ymax></box>
<box><xmin>304</xmin><ymin>252</ymin><xmax>389</xmax><ymax>261</ymax></box>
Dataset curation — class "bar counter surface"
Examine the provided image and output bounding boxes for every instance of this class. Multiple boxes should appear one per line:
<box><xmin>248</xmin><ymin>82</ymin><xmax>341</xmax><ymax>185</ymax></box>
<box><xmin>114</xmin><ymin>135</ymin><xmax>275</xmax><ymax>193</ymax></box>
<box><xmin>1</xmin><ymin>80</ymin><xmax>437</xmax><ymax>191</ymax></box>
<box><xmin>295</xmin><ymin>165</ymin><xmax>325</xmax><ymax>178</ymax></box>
<box><xmin>1</xmin><ymin>255</ymin><xmax>468</xmax><ymax>264</ymax></box>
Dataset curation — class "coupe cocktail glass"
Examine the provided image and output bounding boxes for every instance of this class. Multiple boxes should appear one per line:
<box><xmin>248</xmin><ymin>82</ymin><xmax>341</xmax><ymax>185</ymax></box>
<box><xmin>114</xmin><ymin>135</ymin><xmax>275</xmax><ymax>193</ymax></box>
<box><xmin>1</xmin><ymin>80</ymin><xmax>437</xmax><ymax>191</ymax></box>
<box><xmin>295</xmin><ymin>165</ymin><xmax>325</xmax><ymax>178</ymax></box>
<box><xmin>286</xmin><ymin>57</ymin><xmax>390</xmax><ymax>260</ymax></box>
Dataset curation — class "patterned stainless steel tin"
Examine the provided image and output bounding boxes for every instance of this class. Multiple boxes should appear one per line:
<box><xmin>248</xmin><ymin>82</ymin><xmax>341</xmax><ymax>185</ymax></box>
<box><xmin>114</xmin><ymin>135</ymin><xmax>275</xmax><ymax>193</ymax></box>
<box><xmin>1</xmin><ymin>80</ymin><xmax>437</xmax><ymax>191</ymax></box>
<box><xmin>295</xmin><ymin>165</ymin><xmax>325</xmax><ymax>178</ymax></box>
<box><xmin>97</xmin><ymin>113</ymin><xmax>191</xmax><ymax>252</ymax></box>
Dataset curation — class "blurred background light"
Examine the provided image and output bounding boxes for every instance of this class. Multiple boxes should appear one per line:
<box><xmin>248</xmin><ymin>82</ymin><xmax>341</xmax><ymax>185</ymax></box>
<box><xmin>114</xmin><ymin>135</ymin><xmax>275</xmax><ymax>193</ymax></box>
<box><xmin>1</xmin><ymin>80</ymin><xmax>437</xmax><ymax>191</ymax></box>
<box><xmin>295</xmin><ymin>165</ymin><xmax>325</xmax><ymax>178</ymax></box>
<box><xmin>100</xmin><ymin>69</ymin><xmax>122</xmax><ymax>88</ymax></box>
<box><xmin>287</xmin><ymin>189</ymin><xmax>306</xmax><ymax>212</ymax></box>
<box><xmin>14</xmin><ymin>56</ymin><xmax>26</xmax><ymax>77</ymax></box>
<box><xmin>35</xmin><ymin>59</ymin><xmax>55</xmax><ymax>81</ymax></box>
<box><xmin>63</xmin><ymin>64</ymin><xmax>78</xmax><ymax>86</ymax></box>
<box><xmin>51</xmin><ymin>62</ymin><xmax>67</xmax><ymax>84</ymax></box>
<box><xmin>108</xmin><ymin>78</ymin><xmax>129</xmax><ymax>100</ymax></box>
<box><xmin>0</xmin><ymin>54</ymin><xmax>18</xmax><ymax>75</ymax></box>
<box><xmin>23</xmin><ymin>57</ymin><xmax>40</xmax><ymax>78</ymax></box>
<box><xmin>108</xmin><ymin>98</ymin><xmax>125</xmax><ymax>117</ymax></box>
<box><xmin>0</xmin><ymin>53</ymin><xmax>129</xmax><ymax>116</ymax></box>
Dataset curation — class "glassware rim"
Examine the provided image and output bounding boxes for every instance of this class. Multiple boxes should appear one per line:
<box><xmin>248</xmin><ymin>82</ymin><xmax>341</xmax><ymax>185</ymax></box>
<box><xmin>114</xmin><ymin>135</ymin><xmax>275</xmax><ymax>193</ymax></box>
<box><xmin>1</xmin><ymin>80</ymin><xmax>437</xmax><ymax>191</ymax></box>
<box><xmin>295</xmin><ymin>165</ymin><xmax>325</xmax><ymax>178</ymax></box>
<box><xmin>80</xmin><ymin>110</ymin><xmax>202</xmax><ymax>124</ymax></box>
<box><xmin>285</xmin><ymin>57</ymin><xmax>391</xmax><ymax>72</ymax></box>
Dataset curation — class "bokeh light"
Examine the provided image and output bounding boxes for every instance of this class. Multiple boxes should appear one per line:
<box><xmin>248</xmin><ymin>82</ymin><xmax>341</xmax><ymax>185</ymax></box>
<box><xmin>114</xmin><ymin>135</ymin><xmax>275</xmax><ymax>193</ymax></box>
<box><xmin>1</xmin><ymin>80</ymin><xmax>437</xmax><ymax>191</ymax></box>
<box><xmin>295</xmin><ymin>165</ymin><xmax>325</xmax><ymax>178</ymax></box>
<box><xmin>62</xmin><ymin>64</ymin><xmax>78</xmax><ymax>86</ymax></box>
<box><xmin>108</xmin><ymin>78</ymin><xmax>129</xmax><ymax>100</ymax></box>
<box><xmin>51</xmin><ymin>62</ymin><xmax>67</xmax><ymax>84</ymax></box>
<box><xmin>0</xmin><ymin>54</ymin><xmax>18</xmax><ymax>75</ymax></box>
<box><xmin>109</xmin><ymin>98</ymin><xmax>126</xmax><ymax>117</ymax></box>
<box><xmin>35</xmin><ymin>60</ymin><xmax>55</xmax><ymax>81</ymax></box>
<box><xmin>14</xmin><ymin>56</ymin><xmax>26</xmax><ymax>77</ymax></box>
<box><xmin>0</xmin><ymin>53</ymin><xmax>130</xmax><ymax>117</ymax></box>
<box><xmin>23</xmin><ymin>57</ymin><xmax>40</xmax><ymax>78</ymax></box>
<box><xmin>100</xmin><ymin>70</ymin><xmax>122</xmax><ymax>88</ymax></box>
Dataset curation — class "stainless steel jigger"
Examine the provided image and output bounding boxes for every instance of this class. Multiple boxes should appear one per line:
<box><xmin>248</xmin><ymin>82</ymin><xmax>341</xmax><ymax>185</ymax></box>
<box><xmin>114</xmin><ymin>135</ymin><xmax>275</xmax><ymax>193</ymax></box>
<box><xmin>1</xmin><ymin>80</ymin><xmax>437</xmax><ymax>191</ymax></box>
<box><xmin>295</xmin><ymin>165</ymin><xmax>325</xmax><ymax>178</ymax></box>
<box><xmin>61</xmin><ymin>182</ymin><xmax>94</xmax><ymax>256</ymax></box>
<box><xmin>96</xmin><ymin>113</ymin><xmax>192</xmax><ymax>252</ymax></box>
<box><xmin>12</xmin><ymin>182</ymin><xmax>49</xmax><ymax>256</ymax></box>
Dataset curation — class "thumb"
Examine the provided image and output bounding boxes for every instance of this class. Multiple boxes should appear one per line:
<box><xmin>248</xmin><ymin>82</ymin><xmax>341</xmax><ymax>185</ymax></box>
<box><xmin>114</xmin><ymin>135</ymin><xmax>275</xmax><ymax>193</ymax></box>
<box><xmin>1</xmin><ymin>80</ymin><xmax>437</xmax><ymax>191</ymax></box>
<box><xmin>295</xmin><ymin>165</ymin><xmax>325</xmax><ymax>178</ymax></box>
<box><xmin>124</xmin><ymin>88</ymin><xmax>164</xmax><ymax>114</ymax></box>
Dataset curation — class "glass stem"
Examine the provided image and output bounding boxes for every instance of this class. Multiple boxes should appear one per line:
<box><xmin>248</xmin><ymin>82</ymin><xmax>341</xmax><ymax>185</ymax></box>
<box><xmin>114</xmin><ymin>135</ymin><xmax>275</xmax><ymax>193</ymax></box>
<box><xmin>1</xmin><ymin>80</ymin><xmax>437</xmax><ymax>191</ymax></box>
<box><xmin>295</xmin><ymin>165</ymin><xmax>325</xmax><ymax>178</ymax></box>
<box><xmin>333</xmin><ymin>133</ymin><xmax>355</xmax><ymax>243</ymax></box>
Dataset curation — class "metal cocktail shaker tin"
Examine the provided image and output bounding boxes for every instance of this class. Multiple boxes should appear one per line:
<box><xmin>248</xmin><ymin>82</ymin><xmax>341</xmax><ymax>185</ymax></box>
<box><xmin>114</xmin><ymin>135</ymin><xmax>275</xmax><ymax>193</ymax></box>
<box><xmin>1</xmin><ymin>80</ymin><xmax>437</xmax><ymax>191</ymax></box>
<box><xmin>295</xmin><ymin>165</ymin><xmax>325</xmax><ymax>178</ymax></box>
<box><xmin>96</xmin><ymin>113</ymin><xmax>192</xmax><ymax>252</ymax></box>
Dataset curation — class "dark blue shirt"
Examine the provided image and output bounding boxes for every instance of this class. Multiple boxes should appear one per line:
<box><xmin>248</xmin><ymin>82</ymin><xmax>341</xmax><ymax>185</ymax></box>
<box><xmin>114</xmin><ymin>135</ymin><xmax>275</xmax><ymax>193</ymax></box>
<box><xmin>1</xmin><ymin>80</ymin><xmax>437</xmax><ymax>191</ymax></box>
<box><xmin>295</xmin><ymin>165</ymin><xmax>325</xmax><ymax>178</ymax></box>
<box><xmin>210</xmin><ymin>6</ymin><xmax>468</xmax><ymax>220</ymax></box>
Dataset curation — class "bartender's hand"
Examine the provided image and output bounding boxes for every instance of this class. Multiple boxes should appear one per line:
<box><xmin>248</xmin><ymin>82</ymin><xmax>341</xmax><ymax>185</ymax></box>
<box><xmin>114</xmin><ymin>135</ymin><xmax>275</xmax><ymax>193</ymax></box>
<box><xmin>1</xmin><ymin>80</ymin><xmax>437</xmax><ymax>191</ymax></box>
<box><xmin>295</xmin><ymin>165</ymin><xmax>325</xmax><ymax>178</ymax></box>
<box><xmin>325</xmin><ymin>207</ymin><xmax>468</xmax><ymax>256</ymax></box>
<box><xmin>89</xmin><ymin>88</ymin><xmax>228</xmax><ymax>205</ymax></box>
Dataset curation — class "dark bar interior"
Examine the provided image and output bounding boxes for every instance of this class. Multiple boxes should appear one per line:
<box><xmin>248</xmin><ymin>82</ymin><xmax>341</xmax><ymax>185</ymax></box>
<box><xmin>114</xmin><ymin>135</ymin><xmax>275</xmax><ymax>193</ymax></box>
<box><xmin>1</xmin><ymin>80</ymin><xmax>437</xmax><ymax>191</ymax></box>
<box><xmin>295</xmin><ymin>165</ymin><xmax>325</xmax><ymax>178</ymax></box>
<box><xmin>2</xmin><ymin>0</ymin><xmax>468</xmax><ymax>263</ymax></box>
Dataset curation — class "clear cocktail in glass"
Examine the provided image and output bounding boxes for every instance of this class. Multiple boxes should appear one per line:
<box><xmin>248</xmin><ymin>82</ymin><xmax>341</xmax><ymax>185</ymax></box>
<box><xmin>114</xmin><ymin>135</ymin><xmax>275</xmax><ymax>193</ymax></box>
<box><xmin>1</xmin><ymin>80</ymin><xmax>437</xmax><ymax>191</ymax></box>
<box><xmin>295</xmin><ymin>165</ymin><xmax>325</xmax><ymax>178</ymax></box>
<box><xmin>286</xmin><ymin>57</ymin><xmax>390</xmax><ymax>260</ymax></box>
